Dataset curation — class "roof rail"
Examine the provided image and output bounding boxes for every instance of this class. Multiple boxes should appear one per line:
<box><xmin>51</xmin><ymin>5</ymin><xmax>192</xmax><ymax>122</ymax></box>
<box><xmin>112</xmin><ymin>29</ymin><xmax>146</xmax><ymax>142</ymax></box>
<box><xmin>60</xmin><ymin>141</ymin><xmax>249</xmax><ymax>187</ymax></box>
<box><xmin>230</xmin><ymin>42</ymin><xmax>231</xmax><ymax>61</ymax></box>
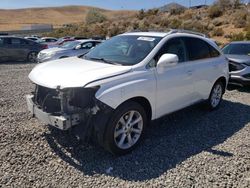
<box><xmin>169</xmin><ymin>29</ymin><xmax>208</xmax><ymax>37</ymax></box>
<box><xmin>126</xmin><ymin>28</ymin><xmax>171</xmax><ymax>33</ymax></box>
<box><xmin>125</xmin><ymin>28</ymin><xmax>208</xmax><ymax>38</ymax></box>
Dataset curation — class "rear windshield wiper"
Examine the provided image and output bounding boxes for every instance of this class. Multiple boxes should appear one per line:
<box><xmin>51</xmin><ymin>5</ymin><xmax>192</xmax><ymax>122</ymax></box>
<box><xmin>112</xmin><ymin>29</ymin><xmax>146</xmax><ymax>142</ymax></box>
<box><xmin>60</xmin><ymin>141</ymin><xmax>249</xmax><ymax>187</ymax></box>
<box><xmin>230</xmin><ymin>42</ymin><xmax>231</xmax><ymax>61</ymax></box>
<box><xmin>86</xmin><ymin>57</ymin><xmax>120</xmax><ymax>65</ymax></box>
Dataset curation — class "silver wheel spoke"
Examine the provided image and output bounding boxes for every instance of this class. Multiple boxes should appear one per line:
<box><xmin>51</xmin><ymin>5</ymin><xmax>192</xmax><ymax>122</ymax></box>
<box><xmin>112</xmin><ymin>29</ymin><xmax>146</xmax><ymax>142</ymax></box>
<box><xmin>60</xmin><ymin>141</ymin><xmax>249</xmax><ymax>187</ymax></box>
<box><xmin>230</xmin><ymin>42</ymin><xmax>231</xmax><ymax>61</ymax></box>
<box><xmin>114</xmin><ymin>129</ymin><xmax>125</xmax><ymax>138</ymax></box>
<box><xmin>130</xmin><ymin>116</ymin><xmax>142</xmax><ymax>127</ymax></box>
<box><xmin>118</xmin><ymin>133</ymin><xmax>126</xmax><ymax>147</ymax></box>
<box><xmin>127</xmin><ymin>133</ymin><xmax>133</xmax><ymax>146</ymax></box>
<box><xmin>119</xmin><ymin>117</ymin><xmax>126</xmax><ymax>126</ymax></box>
<box><xmin>131</xmin><ymin>128</ymin><xmax>141</xmax><ymax>134</ymax></box>
<box><xmin>127</xmin><ymin>111</ymin><xmax>135</xmax><ymax>124</ymax></box>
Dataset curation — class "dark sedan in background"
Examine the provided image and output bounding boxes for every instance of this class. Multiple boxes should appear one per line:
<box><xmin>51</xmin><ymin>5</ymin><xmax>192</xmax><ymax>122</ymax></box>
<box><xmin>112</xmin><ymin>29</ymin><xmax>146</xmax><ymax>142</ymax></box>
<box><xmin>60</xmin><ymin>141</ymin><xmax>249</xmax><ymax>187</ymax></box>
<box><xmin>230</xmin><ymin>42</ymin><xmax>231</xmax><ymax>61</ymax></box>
<box><xmin>222</xmin><ymin>41</ymin><xmax>250</xmax><ymax>87</ymax></box>
<box><xmin>0</xmin><ymin>36</ymin><xmax>47</xmax><ymax>63</ymax></box>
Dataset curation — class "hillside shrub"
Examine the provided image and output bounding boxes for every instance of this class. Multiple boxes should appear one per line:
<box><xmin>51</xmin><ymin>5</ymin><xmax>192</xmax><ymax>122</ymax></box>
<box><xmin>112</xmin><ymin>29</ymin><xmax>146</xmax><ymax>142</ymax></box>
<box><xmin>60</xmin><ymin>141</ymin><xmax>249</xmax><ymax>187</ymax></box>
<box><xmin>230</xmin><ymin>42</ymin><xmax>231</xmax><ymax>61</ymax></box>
<box><xmin>208</xmin><ymin>5</ymin><xmax>223</xmax><ymax>18</ymax></box>
<box><xmin>212</xmin><ymin>18</ymin><xmax>224</xmax><ymax>26</ymax></box>
<box><xmin>169</xmin><ymin>7</ymin><xmax>185</xmax><ymax>15</ymax></box>
<box><xmin>230</xmin><ymin>32</ymin><xmax>245</xmax><ymax>41</ymax></box>
<box><xmin>137</xmin><ymin>9</ymin><xmax>146</xmax><ymax>20</ymax></box>
<box><xmin>233</xmin><ymin>11</ymin><xmax>248</xmax><ymax>28</ymax></box>
<box><xmin>169</xmin><ymin>19</ymin><xmax>182</xmax><ymax>29</ymax></box>
<box><xmin>86</xmin><ymin>9</ymin><xmax>107</xmax><ymax>24</ymax></box>
<box><xmin>211</xmin><ymin>28</ymin><xmax>224</xmax><ymax>36</ymax></box>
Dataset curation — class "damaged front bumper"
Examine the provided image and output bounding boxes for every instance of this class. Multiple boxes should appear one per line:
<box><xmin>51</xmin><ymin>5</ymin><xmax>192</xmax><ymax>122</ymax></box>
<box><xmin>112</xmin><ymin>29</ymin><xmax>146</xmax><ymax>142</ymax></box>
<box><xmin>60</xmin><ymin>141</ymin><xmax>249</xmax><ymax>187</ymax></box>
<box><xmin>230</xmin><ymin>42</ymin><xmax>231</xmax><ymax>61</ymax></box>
<box><xmin>26</xmin><ymin>94</ymin><xmax>82</xmax><ymax>130</ymax></box>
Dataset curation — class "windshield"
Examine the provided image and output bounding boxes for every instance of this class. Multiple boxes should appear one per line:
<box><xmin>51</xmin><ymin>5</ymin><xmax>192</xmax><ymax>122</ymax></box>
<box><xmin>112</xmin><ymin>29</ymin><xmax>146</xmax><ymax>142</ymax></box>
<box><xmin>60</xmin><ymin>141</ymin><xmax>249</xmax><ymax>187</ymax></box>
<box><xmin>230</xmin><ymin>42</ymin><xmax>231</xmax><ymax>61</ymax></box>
<box><xmin>83</xmin><ymin>35</ymin><xmax>162</xmax><ymax>65</ymax></box>
<box><xmin>222</xmin><ymin>43</ymin><xmax>250</xmax><ymax>55</ymax></box>
<box><xmin>61</xmin><ymin>41</ymin><xmax>81</xmax><ymax>49</ymax></box>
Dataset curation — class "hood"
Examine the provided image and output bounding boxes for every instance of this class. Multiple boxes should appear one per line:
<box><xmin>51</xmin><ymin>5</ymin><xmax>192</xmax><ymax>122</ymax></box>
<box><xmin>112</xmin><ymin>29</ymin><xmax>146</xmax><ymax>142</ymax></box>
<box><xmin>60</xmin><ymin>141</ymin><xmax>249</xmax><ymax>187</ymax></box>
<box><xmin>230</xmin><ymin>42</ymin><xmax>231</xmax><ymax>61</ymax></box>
<box><xmin>40</xmin><ymin>47</ymin><xmax>67</xmax><ymax>54</ymax></box>
<box><xmin>29</xmin><ymin>57</ymin><xmax>132</xmax><ymax>89</ymax></box>
<box><xmin>226</xmin><ymin>54</ymin><xmax>250</xmax><ymax>64</ymax></box>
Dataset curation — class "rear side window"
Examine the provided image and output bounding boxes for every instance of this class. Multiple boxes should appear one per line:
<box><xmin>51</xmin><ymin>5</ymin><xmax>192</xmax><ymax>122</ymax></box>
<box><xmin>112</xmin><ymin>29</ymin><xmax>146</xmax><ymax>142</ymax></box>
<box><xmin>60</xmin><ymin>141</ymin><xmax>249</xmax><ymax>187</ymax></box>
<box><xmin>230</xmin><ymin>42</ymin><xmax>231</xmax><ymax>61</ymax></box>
<box><xmin>183</xmin><ymin>37</ymin><xmax>211</xmax><ymax>61</ymax></box>
<box><xmin>209</xmin><ymin>45</ymin><xmax>221</xmax><ymax>57</ymax></box>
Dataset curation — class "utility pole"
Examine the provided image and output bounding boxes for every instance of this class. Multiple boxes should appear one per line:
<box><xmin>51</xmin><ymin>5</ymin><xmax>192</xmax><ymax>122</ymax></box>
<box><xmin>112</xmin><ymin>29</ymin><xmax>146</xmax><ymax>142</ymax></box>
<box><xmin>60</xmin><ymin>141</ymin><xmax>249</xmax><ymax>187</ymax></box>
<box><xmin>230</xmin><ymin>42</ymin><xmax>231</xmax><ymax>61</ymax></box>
<box><xmin>189</xmin><ymin>0</ymin><xmax>191</xmax><ymax>8</ymax></box>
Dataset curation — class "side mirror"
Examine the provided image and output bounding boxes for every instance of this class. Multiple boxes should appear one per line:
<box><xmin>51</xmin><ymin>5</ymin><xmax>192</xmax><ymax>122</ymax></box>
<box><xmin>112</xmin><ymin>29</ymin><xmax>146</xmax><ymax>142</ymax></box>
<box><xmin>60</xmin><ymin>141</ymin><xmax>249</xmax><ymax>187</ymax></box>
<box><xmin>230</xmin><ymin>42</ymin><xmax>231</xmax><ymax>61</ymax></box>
<box><xmin>157</xmin><ymin>53</ymin><xmax>179</xmax><ymax>67</ymax></box>
<box><xmin>75</xmin><ymin>44</ymin><xmax>81</xmax><ymax>50</ymax></box>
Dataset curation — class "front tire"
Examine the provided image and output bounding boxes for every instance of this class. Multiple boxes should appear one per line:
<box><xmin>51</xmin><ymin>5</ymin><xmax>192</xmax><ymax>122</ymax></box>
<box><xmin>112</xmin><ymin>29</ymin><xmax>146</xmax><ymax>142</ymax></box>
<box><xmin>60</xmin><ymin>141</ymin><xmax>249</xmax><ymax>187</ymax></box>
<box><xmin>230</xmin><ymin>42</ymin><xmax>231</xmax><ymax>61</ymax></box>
<box><xmin>103</xmin><ymin>101</ymin><xmax>147</xmax><ymax>155</ymax></box>
<box><xmin>206</xmin><ymin>81</ymin><xmax>224</xmax><ymax>110</ymax></box>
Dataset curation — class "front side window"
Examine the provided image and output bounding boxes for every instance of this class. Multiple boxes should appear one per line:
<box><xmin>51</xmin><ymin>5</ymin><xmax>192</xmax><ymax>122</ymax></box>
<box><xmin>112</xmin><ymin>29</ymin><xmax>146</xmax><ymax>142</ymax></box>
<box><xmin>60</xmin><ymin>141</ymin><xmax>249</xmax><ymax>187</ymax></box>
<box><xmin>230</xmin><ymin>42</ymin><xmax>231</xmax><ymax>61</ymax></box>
<box><xmin>84</xmin><ymin>35</ymin><xmax>162</xmax><ymax>66</ymax></box>
<box><xmin>222</xmin><ymin>43</ymin><xmax>250</xmax><ymax>55</ymax></box>
<box><xmin>183</xmin><ymin>37</ymin><xmax>211</xmax><ymax>61</ymax></box>
<box><xmin>155</xmin><ymin>38</ymin><xmax>187</xmax><ymax>63</ymax></box>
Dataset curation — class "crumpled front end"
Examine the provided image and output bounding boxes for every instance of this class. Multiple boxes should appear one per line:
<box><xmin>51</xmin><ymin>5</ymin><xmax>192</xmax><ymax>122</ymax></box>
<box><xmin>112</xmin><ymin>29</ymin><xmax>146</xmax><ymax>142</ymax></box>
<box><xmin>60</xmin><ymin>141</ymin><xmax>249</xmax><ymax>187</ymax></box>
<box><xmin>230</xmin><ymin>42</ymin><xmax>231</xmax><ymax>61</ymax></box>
<box><xmin>26</xmin><ymin>85</ymin><xmax>113</xmax><ymax>137</ymax></box>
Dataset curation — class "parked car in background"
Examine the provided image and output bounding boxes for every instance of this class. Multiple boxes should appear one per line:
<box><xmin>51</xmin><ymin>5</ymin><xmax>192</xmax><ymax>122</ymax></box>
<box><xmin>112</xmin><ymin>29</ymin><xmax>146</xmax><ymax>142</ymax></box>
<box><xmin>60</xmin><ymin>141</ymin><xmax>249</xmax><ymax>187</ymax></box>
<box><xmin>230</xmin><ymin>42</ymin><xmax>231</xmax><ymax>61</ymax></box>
<box><xmin>47</xmin><ymin>37</ymin><xmax>75</xmax><ymax>48</ymax></box>
<box><xmin>0</xmin><ymin>36</ymin><xmax>47</xmax><ymax>62</ymax></box>
<box><xmin>222</xmin><ymin>41</ymin><xmax>250</xmax><ymax>86</ymax></box>
<box><xmin>37</xmin><ymin>39</ymin><xmax>102</xmax><ymax>63</ymax></box>
<box><xmin>41</xmin><ymin>37</ymin><xmax>58</xmax><ymax>43</ymax></box>
<box><xmin>72</xmin><ymin>36</ymin><xmax>88</xmax><ymax>40</ymax></box>
<box><xmin>26</xmin><ymin>30</ymin><xmax>229</xmax><ymax>155</ymax></box>
<box><xmin>24</xmin><ymin>36</ymin><xmax>42</xmax><ymax>42</ymax></box>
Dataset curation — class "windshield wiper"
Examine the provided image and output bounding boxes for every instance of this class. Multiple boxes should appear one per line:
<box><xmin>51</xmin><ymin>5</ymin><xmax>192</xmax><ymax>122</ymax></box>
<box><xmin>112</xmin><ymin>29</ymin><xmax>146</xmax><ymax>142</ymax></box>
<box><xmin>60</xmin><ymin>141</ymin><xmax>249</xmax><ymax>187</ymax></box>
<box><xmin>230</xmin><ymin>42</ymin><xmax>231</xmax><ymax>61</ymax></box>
<box><xmin>86</xmin><ymin>57</ymin><xmax>120</xmax><ymax>65</ymax></box>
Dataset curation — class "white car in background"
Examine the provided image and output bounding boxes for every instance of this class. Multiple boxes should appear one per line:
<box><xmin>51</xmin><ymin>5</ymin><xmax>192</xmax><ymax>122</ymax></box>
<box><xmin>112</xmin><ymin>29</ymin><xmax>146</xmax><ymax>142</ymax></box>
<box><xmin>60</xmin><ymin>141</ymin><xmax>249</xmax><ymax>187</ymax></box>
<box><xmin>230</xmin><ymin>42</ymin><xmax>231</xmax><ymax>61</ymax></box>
<box><xmin>26</xmin><ymin>30</ymin><xmax>229</xmax><ymax>155</ymax></box>
<box><xmin>37</xmin><ymin>40</ymin><xmax>102</xmax><ymax>63</ymax></box>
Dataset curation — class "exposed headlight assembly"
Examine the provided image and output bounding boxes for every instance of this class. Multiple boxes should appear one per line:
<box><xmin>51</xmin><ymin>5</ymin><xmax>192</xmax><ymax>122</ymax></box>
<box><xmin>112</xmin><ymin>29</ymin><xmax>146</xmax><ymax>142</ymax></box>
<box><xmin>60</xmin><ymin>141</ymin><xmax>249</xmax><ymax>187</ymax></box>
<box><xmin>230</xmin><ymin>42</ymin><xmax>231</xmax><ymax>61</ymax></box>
<box><xmin>68</xmin><ymin>86</ymin><xmax>100</xmax><ymax>109</ymax></box>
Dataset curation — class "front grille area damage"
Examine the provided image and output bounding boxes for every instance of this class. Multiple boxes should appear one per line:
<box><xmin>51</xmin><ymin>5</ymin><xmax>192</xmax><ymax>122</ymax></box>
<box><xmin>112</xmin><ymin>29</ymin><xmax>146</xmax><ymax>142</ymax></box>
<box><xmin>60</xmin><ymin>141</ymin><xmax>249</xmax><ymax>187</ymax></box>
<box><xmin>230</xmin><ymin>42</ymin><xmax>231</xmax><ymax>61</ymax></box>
<box><xmin>33</xmin><ymin>85</ymin><xmax>99</xmax><ymax>115</ymax></box>
<box><xmin>34</xmin><ymin>86</ymin><xmax>61</xmax><ymax>113</ymax></box>
<box><xmin>30</xmin><ymin>85</ymin><xmax>114</xmax><ymax>141</ymax></box>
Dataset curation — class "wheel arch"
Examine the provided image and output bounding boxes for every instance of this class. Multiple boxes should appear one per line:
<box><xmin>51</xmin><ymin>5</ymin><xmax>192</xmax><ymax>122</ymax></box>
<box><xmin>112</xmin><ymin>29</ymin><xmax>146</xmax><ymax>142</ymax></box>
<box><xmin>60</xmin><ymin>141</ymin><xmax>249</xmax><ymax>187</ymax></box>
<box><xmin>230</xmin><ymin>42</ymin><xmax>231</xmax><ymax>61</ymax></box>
<box><xmin>214</xmin><ymin>76</ymin><xmax>227</xmax><ymax>93</ymax></box>
<box><xmin>116</xmin><ymin>96</ymin><xmax>152</xmax><ymax>122</ymax></box>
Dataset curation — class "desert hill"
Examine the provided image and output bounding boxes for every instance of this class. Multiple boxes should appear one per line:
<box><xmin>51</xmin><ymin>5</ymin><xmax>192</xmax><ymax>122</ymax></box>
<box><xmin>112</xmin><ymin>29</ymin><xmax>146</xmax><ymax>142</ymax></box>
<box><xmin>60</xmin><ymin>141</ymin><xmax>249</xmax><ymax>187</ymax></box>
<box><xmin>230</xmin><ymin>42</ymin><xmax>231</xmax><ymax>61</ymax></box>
<box><xmin>0</xmin><ymin>5</ymin><xmax>135</xmax><ymax>31</ymax></box>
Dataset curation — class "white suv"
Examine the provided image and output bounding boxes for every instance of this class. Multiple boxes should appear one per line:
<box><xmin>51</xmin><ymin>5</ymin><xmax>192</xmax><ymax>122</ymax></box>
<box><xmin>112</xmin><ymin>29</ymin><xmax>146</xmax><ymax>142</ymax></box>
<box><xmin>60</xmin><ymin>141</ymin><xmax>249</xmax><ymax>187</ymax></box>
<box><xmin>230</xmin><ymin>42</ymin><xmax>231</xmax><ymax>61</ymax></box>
<box><xmin>26</xmin><ymin>30</ymin><xmax>229</xmax><ymax>155</ymax></box>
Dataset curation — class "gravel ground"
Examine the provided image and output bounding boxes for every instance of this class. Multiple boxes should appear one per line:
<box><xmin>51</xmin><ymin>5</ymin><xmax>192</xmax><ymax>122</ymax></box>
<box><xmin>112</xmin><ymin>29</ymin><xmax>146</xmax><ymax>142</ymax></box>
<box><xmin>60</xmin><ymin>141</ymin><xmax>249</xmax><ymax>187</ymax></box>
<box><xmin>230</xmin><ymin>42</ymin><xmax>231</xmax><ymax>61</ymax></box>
<box><xmin>0</xmin><ymin>63</ymin><xmax>250</xmax><ymax>188</ymax></box>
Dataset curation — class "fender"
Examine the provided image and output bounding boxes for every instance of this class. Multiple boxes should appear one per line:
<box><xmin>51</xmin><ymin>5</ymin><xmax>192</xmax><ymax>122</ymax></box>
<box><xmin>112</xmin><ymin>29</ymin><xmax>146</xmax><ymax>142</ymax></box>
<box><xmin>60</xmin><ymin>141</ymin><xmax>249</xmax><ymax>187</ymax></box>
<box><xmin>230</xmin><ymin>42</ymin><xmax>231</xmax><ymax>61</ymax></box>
<box><xmin>85</xmin><ymin>69</ymin><xmax>157</xmax><ymax>120</ymax></box>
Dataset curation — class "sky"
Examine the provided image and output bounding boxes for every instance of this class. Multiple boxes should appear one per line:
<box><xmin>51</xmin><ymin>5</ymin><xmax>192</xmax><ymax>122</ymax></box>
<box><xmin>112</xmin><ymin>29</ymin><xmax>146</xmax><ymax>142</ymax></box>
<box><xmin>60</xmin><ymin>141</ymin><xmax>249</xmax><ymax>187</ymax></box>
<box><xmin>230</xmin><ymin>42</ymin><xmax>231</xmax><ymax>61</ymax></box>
<box><xmin>0</xmin><ymin>0</ymin><xmax>218</xmax><ymax>10</ymax></box>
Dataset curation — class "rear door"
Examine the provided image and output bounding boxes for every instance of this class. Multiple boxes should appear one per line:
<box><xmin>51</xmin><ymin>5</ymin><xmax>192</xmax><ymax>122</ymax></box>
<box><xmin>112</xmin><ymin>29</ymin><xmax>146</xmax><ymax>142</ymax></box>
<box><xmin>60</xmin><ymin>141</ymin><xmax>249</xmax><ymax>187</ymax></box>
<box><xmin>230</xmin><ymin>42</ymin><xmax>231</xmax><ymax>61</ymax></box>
<box><xmin>182</xmin><ymin>37</ymin><xmax>222</xmax><ymax>101</ymax></box>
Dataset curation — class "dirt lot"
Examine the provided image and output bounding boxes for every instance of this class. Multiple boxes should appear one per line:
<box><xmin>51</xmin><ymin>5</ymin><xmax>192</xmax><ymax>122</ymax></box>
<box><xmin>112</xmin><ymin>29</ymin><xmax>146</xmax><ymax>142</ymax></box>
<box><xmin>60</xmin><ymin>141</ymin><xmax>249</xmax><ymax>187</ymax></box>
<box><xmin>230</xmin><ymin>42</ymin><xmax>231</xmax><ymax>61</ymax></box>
<box><xmin>0</xmin><ymin>63</ymin><xmax>250</xmax><ymax>187</ymax></box>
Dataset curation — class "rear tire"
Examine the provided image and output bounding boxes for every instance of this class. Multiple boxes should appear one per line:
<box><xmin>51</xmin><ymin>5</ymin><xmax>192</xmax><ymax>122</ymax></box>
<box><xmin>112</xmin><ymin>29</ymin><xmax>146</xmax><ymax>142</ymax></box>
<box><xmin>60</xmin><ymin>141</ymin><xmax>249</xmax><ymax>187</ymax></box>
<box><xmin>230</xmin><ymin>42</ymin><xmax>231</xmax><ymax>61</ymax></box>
<box><xmin>206</xmin><ymin>81</ymin><xmax>224</xmax><ymax>110</ymax></box>
<box><xmin>103</xmin><ymin>101</ymin><xmax>147</xmax><ymax>155</ymax></box>
<box><xmin>27</xmin><ymin>52</ymin><xmax>38</xmax><ymax>63</ymax></box>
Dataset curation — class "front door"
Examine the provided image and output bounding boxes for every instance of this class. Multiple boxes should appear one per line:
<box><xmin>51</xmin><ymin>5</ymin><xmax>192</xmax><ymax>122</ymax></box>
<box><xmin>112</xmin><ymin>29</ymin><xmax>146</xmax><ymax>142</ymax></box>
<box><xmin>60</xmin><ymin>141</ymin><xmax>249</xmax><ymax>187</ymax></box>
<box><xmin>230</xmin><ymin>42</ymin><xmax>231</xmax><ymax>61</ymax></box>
<box><xmin>155</xmin><ymin>37</ymin><xmax>195</xmax><ymax>118</ymax></box>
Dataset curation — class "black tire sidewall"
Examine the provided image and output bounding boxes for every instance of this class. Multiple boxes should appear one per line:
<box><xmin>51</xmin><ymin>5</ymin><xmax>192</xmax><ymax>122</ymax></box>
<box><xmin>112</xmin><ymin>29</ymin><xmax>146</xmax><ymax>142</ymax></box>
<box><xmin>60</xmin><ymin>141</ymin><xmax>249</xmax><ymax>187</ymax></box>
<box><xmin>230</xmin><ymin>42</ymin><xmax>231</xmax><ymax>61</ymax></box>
<box><xmin>103</xmin><ymin>101</ymin><xmax>147</xmax><ymax>155</ymax></box>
